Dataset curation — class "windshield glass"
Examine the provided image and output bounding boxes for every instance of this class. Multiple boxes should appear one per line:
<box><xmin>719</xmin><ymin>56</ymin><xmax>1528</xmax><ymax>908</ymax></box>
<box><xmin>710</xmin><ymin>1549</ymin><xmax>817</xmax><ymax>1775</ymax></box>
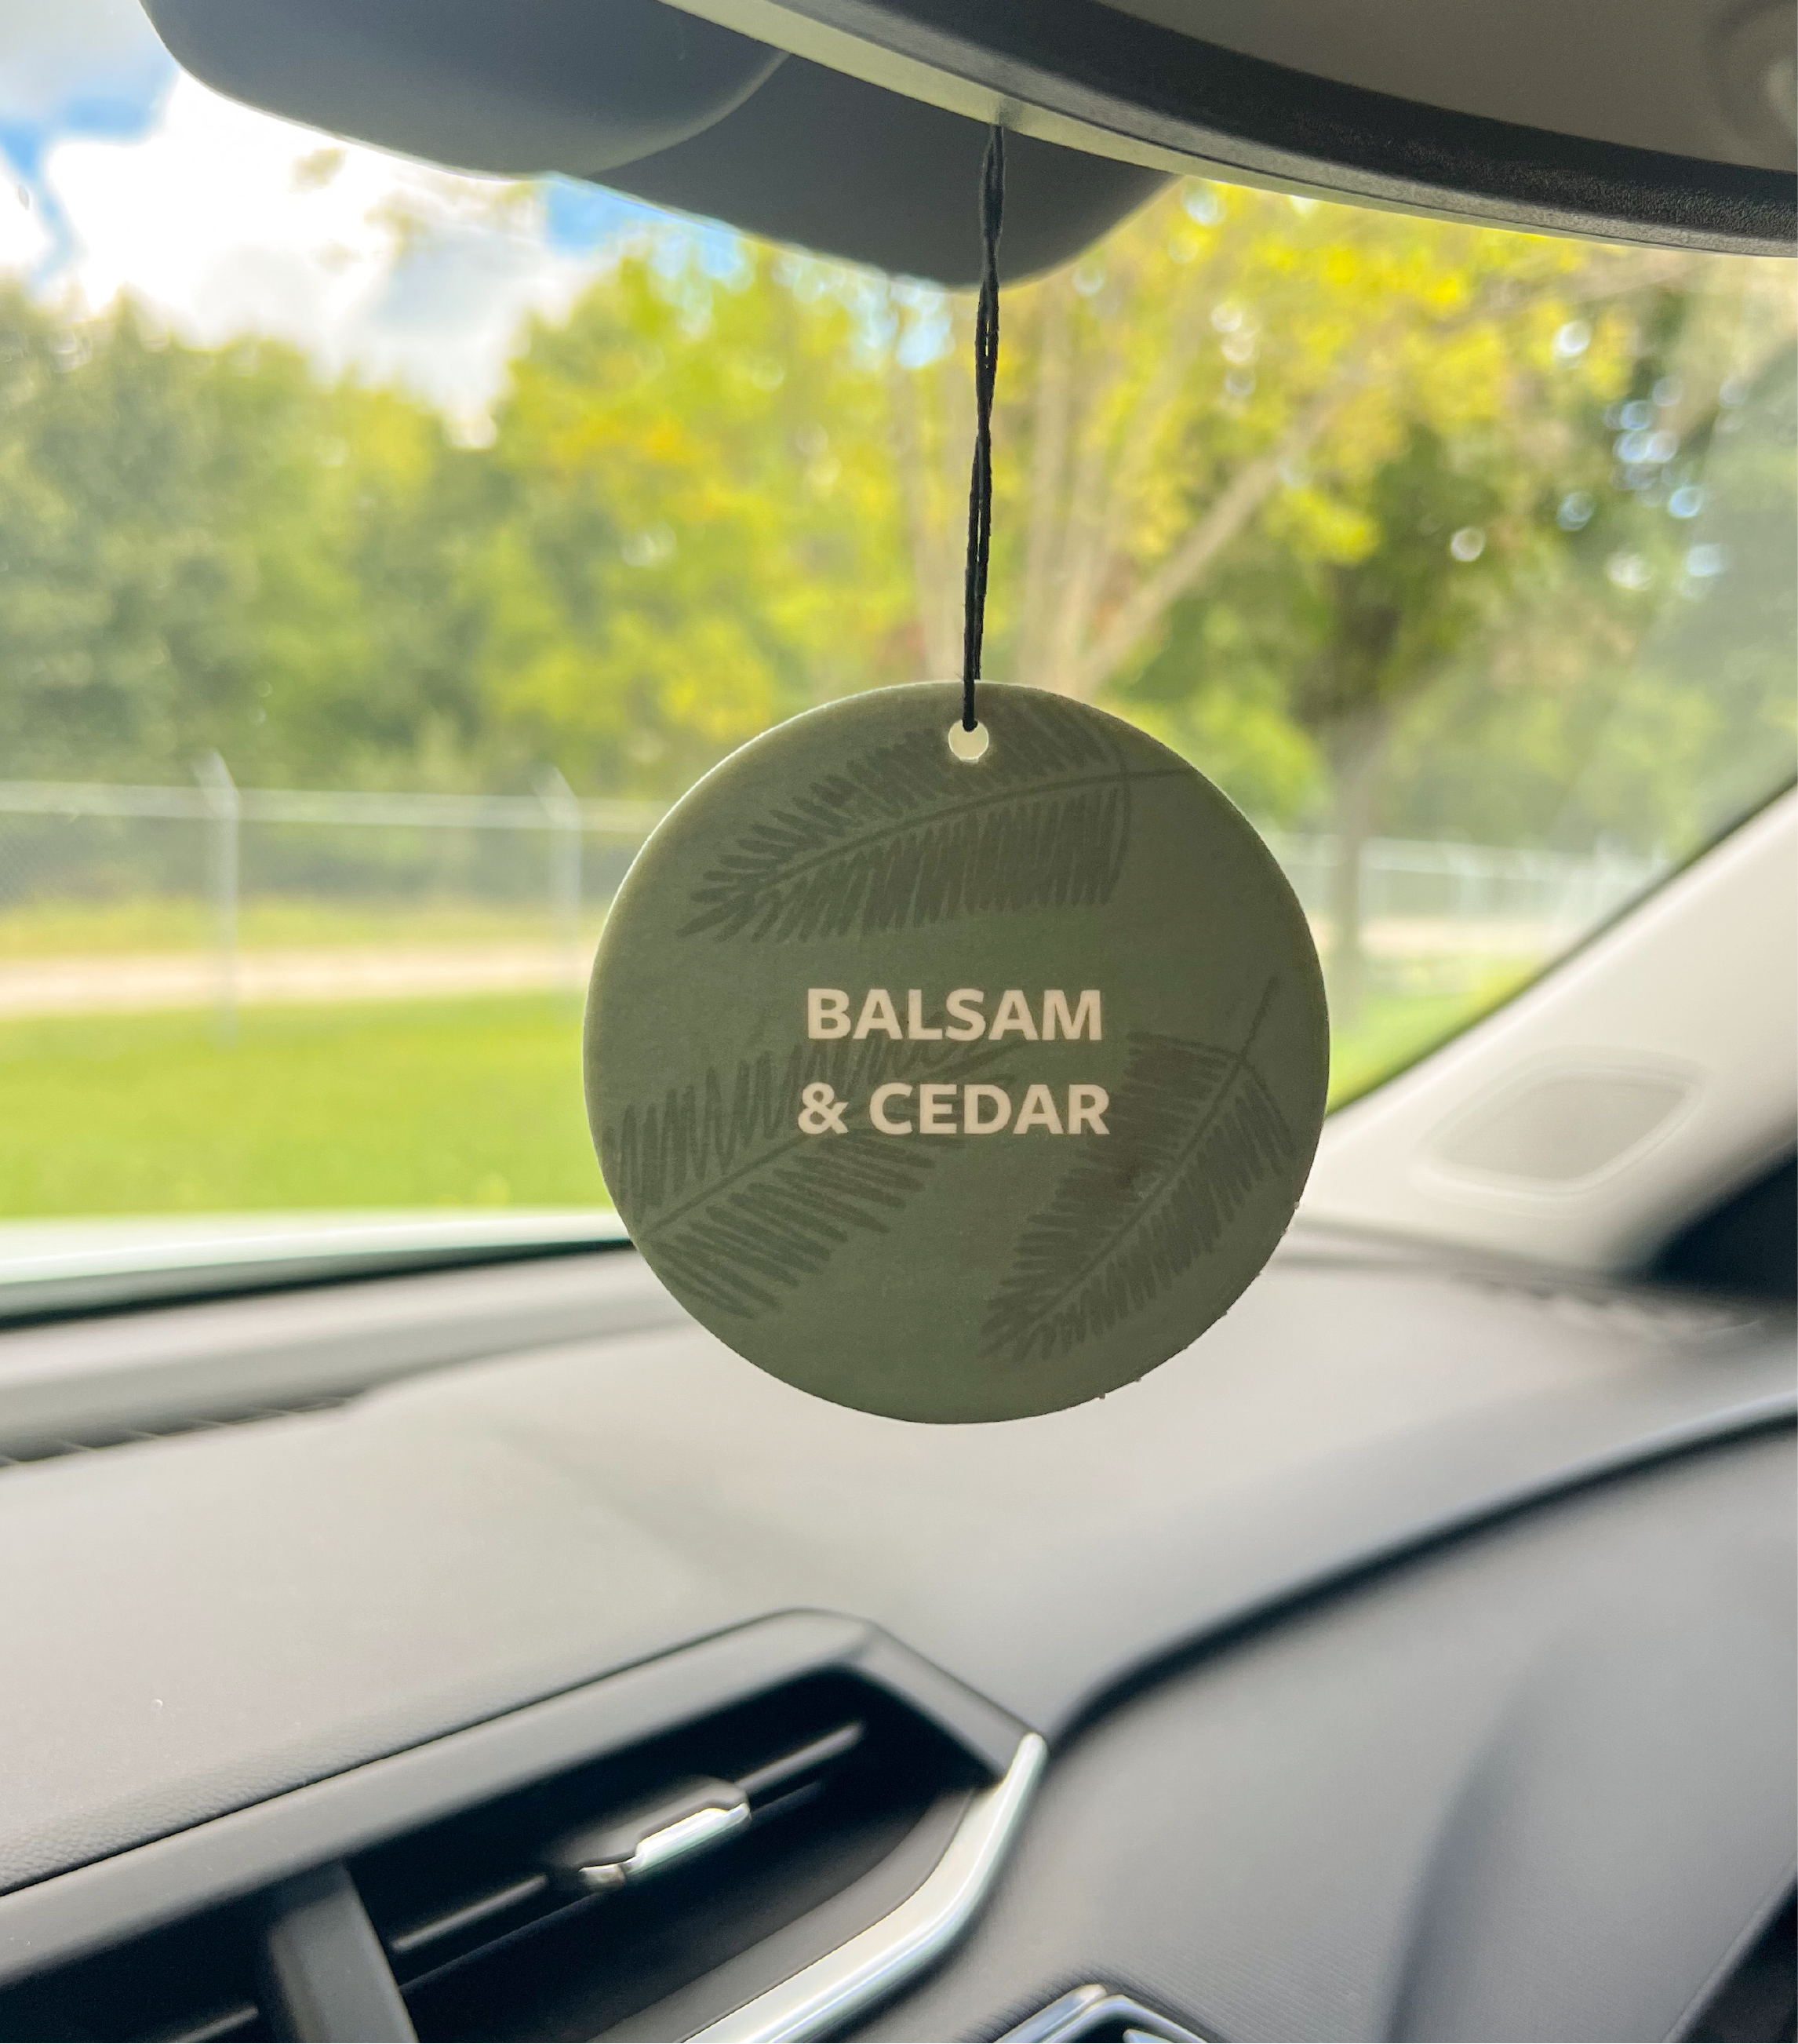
<box><xmin>1</xmin><ymin>13</ymin><xmax>1793</xmax><ymax>1227</ymax></box>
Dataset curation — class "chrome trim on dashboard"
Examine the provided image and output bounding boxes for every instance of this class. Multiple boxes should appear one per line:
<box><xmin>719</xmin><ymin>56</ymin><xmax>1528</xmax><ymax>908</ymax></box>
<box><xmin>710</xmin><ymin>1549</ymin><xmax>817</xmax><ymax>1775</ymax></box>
<box><xmin>999</xmin><ymin>1982</ymin><xmax>1205</xmax><ymax>2041</ymax></box>
<box><xmin>688</xmin><ymin>1731</ymin><xmax>1048</xmax><ymax>2043</ymax></box>
<box><xmin>599</xmin><ymin>1794</ymin><xmax>752</xmax><ymax>1888</ymax></box>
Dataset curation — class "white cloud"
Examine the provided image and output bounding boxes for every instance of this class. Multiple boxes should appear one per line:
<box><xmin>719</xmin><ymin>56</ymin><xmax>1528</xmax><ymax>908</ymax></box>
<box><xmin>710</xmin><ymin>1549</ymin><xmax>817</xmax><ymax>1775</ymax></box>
<box><xmin>0</xmin><ymin>169</ymin><xmax>49</xmax><ymax>271</ymax></box>
<box><xmin>37</xmin><ymin>71</ymin><xmax>616</xmax><ymax>429</ymax></box>
<box><xmin>0</xmin><ymin>0</ymin><xmax>169</xmax><ymax>122</ymax></box>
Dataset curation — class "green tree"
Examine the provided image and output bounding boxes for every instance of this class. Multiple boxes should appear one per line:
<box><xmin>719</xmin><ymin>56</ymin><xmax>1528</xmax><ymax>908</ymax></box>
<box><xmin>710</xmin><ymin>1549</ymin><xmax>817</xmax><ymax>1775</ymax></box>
<box><xmin>874</xmin><ymin>184</ymin><xmax>1668</xmax><ymax>1017</ymax></box>
<box><xmin>1</xmin><ymin>173</ymin><xmax>1787</xmax><ymax>992</ymax></box>
<box><xmin>470</xmin><ymin>241</ymin><xmax>914</xmax><ymax>796</ymax></box>
<box><xmin>0</xmin><ymin>286</ymin><xmax>468</xmax><ymax>790</ymax></box>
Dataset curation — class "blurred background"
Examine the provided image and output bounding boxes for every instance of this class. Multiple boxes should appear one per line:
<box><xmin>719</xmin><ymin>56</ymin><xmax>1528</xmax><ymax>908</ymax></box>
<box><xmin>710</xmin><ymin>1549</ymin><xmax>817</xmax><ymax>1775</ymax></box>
<box><xmin>0</xmin><ymin>0</ymin><xmax>1792</xmax><ymax>1218</ymax></box>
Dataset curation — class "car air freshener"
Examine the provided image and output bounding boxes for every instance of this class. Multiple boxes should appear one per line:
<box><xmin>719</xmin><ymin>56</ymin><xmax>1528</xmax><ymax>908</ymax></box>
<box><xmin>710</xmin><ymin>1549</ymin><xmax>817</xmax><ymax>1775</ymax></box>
<box><xmin>583</xmin><ymin>130</ymin><xmax>1327</xmax><ymax>1420</ymax></box>
<box><xmin>585</xmin><ymin>681</ymin><xmax>1327</xmax><ymax>1421</ymax></box>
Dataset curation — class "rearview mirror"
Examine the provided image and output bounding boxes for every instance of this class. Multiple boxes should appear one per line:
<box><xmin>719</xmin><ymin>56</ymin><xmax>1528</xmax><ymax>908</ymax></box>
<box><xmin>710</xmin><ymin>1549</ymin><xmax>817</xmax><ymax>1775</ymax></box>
<box><xmin>144</xmin><ymin>0</ymin><xmax>1793</xmax><ymax>283</ymax></box>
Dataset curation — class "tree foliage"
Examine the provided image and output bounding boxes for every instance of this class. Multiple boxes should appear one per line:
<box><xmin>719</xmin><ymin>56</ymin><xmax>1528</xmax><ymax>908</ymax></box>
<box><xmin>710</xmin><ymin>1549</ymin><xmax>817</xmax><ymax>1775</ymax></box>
<box><xmin>0</xmin><ymin>288</ymin><xmax>485</xmax><ymax>785</ymax></box>
<box><xmin>0</xmin><ymin>183</ymin><xmax>1790</xmax><ymax>1002</ymax></box>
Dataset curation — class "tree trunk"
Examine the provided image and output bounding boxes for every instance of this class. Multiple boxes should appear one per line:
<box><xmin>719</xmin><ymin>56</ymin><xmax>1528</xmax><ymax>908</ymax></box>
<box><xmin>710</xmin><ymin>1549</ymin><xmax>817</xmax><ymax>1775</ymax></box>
<box><xmin>886</xmin><ymin>352</ymin><xmax>963</xmax><ymax>680</ymax></box>
<box><xmin>1065</xmin><ymin>384</ymin><xmax>1345</xmax><ymax>701</ymax></box>
<box><xmin>1015</xmin><ymin>277</ymin><xmax>1073</xmax><ymax>684</ymax></box>
<box><xmin>1322</xmin><ymin>706</ymin><xmax>1391</xmax><ymax>1033</ymax></box>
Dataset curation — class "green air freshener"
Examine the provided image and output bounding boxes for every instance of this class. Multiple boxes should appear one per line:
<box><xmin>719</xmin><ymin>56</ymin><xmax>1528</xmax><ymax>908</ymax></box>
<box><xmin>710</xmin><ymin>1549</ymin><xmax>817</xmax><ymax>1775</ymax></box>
<box><xmin>585</xmin><ymin>682</ymin><xmax>1328</xmax><ymax>1423</ymax></box>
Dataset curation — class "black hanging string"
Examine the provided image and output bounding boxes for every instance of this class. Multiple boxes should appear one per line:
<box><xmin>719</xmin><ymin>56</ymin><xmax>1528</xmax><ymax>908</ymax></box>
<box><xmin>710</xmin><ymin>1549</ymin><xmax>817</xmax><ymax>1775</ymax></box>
<box><xmin>960</xmin><ymin>126</ymin><xmax>1005</xmax><ymax>732</ymax></box>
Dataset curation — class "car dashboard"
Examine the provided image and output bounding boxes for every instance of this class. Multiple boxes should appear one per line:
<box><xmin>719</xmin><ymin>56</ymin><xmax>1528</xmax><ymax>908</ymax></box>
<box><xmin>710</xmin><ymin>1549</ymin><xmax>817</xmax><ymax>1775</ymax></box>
<box><xmin>0</xmin><ymin>1228</ymin><xmax>1790</xmax><ymax>2042</ymax></box>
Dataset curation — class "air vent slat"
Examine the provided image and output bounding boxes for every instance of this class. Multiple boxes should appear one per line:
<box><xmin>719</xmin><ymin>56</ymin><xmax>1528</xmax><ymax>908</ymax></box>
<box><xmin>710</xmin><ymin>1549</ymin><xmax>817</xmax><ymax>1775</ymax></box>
<box><xmin>744</xmin><ymin>1778</ymin><xmax>827</xmax><ymax>1831</ymax></box>
<box><xmin>388</xmin><ymin>1875</ymin><xmax>551</xmax><ymax>1958</ymax></box>
<box><xmin>348</xmin><ymin>1676</ymin><xmax>987</xmax><ymax>2042</ymax></box>
<box><xmin>388</xmin><ymin>1891</ymin><xmax>608</xmax><ymax>2004</ymax></box>
<box><xmin>737</xmin><ymin>1720</ymin><xmax>865</xmax><ymax>1801</ymax></box>
<box><xmin>0</xmin><ymin>1896</ymin><xmax>271</xmax><ymax>2044</ymax></box>
<box><xmin>158</xmin><ymin>2001</ymin><xmax>261</xmax><ymax>2044</ymax></box>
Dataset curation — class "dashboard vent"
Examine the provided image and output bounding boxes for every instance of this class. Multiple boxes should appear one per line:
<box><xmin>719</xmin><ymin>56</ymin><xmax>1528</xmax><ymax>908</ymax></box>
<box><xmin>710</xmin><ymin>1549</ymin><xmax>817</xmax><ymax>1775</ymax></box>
<box><xmin>0</xmin><ymin>1623</ymin><xmax>1035</xmax><ymax>2044</ymax></box>
<box><xmin>0</xmin><ymin>1395</ymin><xmax>351</xmax><ymax>1470</ymax></box>
<box><xmin>0</xmin><ymin>1896</ymin><xmax>269</xmax><ymax>2043</ymax></box>
<box><xmin>352</xmin><ymin>1672</ymin><xmax>983</xmax><ymax>2042</ymax></box>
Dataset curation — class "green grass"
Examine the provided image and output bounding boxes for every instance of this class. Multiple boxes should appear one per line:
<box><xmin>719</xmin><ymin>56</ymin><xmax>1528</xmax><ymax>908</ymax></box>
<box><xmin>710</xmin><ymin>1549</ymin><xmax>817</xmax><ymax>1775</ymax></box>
<box><xmin>1326</xmin><ymin>967</ymin><xmax>1530</xmax><ymax>1108</ymax></box>
<box><xmin>0</xmin><ymin>896</ymin><xmax>609</xmax><ymax>959</ymax></box>
<box><xmin>0</xmin><ymin>968</ymin><xmax>1531</xmax><ymax>1219</ymax></box>
<box><xmin>0</xmin><ymin>994</ymin><xmax>606</xmax><ymax>1216</ymax></box>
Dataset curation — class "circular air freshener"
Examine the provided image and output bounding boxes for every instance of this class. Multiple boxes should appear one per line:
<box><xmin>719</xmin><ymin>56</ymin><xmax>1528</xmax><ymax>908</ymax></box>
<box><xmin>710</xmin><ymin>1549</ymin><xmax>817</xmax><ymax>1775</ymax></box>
<box><xmin>587</xmin><ymin>683</ymin><xmax>1327</xmax><ymax>1422</ymax></box>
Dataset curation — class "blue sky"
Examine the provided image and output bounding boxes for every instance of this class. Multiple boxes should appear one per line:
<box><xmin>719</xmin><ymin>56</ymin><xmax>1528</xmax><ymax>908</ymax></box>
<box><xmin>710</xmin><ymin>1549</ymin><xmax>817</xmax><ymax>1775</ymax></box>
<box><xmin>0</xmin><ymin>0</ymin><xmax>173</xmax><ymax>141</ymax></box>
<box><xmin>0</xmin><ymin>0</ymin><xmax>666</xmax><ymax>428</ymax></box>
<box><xmin>0</xmin><ymin>0</ymin><xmax>173</xmax><ymax>267</ymax></box>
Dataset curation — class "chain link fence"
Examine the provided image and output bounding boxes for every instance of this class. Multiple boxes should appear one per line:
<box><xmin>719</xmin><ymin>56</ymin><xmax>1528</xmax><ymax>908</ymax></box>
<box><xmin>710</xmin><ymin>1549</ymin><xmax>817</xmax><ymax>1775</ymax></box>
<box><xmin>1263</xmin><ymin>829</ymin><xmax>1664</xmax><ymax>952</ymax></box>
<box><xmin>0</xmin><ymin>766</ymin><xmax>1664</xmax><ymax>1028</ymax></box>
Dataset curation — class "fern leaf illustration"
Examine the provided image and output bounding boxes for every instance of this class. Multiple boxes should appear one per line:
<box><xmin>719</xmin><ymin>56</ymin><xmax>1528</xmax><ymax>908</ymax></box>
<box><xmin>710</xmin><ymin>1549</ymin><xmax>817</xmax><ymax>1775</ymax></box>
<box><xmin>979</xmin><ymin>982</ymin><xmax>1295</xmax><ymax>1365</ymax></box>
<box><xmin>602</xmin><ymin>1034</ymin><xmax>1014</xmax><ymax>1321</ymax></box>
<box><xmin>679</xmin><ymin>694</ymin><xmax>1181</xmax><ymax>942</ymax></box>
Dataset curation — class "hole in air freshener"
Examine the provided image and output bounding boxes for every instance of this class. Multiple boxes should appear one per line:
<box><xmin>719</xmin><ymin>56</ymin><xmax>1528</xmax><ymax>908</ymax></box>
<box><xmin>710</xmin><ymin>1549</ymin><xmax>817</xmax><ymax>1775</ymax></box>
<box><xmin>581</xmin><ymin>128</ymin><xmax>1328</xmax><ymax>1424</ymax></box>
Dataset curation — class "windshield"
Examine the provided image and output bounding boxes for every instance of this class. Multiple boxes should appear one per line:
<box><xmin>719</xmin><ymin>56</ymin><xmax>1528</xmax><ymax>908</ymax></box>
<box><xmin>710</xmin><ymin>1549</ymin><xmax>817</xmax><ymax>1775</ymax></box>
<box><xmin>1</xmin><ymin>15</ymin><xmax>1793</xmax><ymax>1230</ymax></box>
